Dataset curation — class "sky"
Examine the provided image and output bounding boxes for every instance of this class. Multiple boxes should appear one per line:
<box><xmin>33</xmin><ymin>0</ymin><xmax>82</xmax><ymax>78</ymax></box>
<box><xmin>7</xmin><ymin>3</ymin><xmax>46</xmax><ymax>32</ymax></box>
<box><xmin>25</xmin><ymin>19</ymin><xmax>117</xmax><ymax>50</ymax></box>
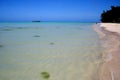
<box><xmin>0</xmin><ymin>0</ymin><xmax>120</xmax><ymax>22</ymax></box>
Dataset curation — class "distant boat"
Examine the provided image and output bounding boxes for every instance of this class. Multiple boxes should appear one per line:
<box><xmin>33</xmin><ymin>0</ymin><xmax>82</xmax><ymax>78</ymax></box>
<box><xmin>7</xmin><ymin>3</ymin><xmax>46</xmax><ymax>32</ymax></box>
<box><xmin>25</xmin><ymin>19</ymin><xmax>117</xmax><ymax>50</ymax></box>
<box><xmin>32</xmin><ymin>21</ymin><xmax>41</xmax><ymax>22</ymax></box>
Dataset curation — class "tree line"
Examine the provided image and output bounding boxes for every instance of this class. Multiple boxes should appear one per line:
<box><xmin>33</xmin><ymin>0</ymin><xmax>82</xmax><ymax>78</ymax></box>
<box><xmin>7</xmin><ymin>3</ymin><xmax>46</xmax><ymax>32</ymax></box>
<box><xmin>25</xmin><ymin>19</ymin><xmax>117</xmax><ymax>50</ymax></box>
<box><xmin>101</xmin><ymin>6</ymin><xmax>120</xmax><ymax>23</ymax></box>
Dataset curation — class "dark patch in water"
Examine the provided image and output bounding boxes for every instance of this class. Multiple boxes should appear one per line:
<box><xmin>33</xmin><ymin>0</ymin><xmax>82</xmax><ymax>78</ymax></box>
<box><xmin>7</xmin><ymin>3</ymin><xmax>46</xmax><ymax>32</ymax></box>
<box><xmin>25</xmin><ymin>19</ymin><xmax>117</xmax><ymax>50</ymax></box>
<box><xmin>40</xmin><ymin>72</ymin><xmax>50</xmax><ymax>79</ymax></box>
<box><xmin>33</xmin><ymin>35</ymin><xmax>41</xmax><ymax>37</ymax></box>
<box><xmin>49</xmin><ymin>42</ymin><xmax>55</xmax><ymax>45</ymax></box>
<box><xmin>0</xmin><ymin>45</ymin><xmax>3</xmax><ymax>48</ymax></box>
<box><xmin>75</xmin><ymin>27</ymin><xmax>83</xmax><ymax>30</ymax></box>
<box><xmin>17</xmin><ymin>27</ymin><xmax>23</xmax><ymax>29</ymax></box>
<box><xmin>2</xmin><ymin>29</ymin><xmax>12</xmax><ymax>31</ymax></box>
<box><xmin>56</xmin><ymin>26</ymin><xmax>60</xmax><ymax>29</ymax></box>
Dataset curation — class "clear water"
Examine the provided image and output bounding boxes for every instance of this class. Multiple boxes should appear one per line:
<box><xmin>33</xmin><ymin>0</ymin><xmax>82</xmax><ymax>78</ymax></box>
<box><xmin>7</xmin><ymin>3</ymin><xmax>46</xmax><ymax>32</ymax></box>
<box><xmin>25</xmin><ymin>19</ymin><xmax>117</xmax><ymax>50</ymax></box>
<box><xmin>0</xmin><ymin>22</ymin><xmax>102</xmax><ymax>80</ymax></box>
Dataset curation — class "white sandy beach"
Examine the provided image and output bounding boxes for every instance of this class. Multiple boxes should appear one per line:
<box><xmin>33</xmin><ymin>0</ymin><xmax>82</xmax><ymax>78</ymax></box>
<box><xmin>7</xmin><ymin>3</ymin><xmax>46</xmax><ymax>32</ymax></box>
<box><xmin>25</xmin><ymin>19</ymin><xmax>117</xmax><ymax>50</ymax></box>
<box><xmin>100</xmin><ymin>23</ymin><xmax>120</xmax><ymax>34</ymax></box>
<box><xmin>94</xmin><ymin>23</ymin><xmax>120</xmax><ymax>80</ymax></box>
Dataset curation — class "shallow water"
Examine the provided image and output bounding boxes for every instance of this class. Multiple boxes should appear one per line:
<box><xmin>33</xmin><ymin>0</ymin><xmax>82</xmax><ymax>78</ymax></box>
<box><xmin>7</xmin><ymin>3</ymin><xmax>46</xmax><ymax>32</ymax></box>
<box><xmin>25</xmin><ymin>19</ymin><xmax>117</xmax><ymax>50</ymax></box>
<box><xmin>0</xmin><ymin>22</ymin><xmax>102</xmax><ymax>80</ymax></box>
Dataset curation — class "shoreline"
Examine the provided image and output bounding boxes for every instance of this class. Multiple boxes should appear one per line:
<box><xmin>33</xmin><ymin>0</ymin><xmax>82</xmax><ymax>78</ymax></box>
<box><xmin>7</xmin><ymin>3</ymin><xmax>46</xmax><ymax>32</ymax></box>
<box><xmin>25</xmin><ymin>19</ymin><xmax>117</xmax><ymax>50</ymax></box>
<box><xmin>93</xmin><ymin>23</ymin><xmax>120</xmax><ymax>80</ymax></box>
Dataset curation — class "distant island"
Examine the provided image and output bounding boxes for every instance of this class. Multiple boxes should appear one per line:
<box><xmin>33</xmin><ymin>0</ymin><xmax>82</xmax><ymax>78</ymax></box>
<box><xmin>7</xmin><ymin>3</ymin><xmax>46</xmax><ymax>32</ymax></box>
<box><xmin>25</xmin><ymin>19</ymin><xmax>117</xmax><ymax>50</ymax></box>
<box><xmin>32</xmin><ymin>21</ymin><xmax>41</xmax><ymax>22</ymax></box>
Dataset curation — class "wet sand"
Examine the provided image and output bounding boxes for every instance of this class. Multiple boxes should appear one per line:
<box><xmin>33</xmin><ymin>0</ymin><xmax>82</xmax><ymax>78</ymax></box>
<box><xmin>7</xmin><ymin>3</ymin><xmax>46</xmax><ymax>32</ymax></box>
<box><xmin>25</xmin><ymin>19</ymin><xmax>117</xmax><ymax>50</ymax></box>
<box><xmin>93</xmin><ymin>23</ymin><xmax>120</xmax><ymax>80</ymax></box>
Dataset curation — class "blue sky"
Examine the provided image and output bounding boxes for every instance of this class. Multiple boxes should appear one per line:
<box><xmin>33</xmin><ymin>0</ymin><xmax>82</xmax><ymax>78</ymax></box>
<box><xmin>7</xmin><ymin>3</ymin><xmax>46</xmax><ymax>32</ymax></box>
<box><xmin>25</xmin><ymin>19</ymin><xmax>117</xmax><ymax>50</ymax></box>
<box><xmin>0</xmin><ymin>0</ymin><xmax>120</xmax><ymax>22</ymax></box>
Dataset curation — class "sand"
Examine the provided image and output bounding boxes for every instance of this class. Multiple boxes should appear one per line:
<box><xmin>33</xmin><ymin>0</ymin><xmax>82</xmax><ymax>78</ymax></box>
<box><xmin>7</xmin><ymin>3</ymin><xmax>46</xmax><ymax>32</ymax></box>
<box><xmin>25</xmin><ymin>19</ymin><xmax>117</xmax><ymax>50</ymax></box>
<box><xmin>93</xmin><ymin>23</ymin><xmax>120</xmax><ymax>80</ymax></box>
<box><xmin>101</xmin><ymin>23</ymin><xmax>120</xmax><ymax>34</ymax></box>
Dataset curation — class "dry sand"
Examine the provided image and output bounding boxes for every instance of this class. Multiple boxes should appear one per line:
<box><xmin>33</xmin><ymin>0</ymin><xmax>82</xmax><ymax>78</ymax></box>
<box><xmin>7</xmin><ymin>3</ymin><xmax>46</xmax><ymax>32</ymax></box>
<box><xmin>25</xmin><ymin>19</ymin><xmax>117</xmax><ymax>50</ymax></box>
<box><xmin>101</xmin><ymin>23</ymin><xmax>120</xmax><ymax>34</ymax></box>
<box><xmin>93</xmin><ymin>23</ymin><xmax>120</xmax><ymax>80</ymax></box>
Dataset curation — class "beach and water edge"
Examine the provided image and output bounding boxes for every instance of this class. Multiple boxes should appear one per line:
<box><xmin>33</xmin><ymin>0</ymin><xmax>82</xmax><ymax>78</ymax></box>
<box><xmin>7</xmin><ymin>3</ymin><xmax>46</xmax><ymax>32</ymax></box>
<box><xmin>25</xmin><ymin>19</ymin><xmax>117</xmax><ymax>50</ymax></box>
<box><xmin>0</xmin><ymin>22</ymin><xmax>102</xmax><ymax>80</ymax></box>
<box><xmin>93</xmin><ymin>23</ymin><xmax>120</xmax><ymax>80</ymax></box>
<box><xmin>1</xmin><ymin>22</ymin><xmax>120</xmax><ymax>80</ymax></box>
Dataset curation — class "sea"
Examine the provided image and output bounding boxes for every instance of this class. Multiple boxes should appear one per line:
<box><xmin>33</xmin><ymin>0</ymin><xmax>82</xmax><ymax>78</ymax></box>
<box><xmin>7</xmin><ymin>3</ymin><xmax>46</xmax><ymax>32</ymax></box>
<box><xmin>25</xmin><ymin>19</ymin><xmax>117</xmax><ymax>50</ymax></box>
<box><xmin>0</xmin><ymin>22</ymin><xmax>102</xmax><ymax>80</ymax></box>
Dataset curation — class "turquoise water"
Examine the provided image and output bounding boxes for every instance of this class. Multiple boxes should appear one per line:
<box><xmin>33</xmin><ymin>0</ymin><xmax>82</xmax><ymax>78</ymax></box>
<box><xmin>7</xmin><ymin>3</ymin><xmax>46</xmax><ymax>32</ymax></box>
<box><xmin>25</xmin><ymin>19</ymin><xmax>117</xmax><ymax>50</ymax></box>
<box><xmin>0</xmin><ymin>22</ymin><xmax>102</xmax><ymax>80</ymax></box>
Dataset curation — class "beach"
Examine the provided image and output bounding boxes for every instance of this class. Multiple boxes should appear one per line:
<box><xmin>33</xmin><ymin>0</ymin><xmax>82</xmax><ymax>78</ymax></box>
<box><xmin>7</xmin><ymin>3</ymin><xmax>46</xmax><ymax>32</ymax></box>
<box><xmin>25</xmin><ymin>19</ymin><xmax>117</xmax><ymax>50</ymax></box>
<box><xmin>93</xmin><ymin>23</ymin><xmax>120</xmax><ymax>80</ymax></box>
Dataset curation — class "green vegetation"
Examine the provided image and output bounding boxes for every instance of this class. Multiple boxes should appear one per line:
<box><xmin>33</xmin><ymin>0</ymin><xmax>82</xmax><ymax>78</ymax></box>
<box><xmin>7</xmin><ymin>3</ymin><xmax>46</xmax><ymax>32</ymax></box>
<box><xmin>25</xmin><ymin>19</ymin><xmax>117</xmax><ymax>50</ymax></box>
<box><xmin>101</xmin><ymin>6</ymin><xmax>120</xmax><ymax>23</ymax></box>
<box><xmin>41</xmin><ymin>72</ymin><xmax>50</xmax><ymax>80</ymax></box>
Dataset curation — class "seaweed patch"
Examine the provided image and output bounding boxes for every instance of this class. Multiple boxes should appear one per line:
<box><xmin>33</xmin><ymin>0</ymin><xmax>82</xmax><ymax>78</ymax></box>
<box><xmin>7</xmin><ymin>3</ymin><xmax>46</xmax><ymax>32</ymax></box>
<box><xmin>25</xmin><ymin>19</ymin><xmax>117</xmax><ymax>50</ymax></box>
<box><xmin>17</xmin><ymin>27</ymin><xmax>23</xmax><ymax>29</ymax></box>
<box><xmin>33</xmin><ymin>35</ymin><xmax>41</xmax><ymax>37</ymax></box>
<box><xmin>0</xmin><ymin>45</ymin><xmax>3</xmax><ymax>48</ymax></box>
<box><xmin>49</xmin><ymin>42</ymin><xmax>55</xmax><ymax>45</ymax></box>
<box><xmin>40</xmin><ymin>71</ymin><xmax>50</xmax><ymax>79</ymax></box>
<box><xmin>2</xmin><ymin>29</ymin><xmax>12</xmax><ymax>31</ymax></box>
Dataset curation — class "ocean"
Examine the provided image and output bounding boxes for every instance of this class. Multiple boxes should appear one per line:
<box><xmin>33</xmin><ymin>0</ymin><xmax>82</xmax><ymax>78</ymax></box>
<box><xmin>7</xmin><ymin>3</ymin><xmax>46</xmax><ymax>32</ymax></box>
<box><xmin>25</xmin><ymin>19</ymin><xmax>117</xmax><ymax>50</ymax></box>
<box><xmin>0</xmin><ymin>22</ymin><xmax>102</xmax><ymax>80</ymax></box>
